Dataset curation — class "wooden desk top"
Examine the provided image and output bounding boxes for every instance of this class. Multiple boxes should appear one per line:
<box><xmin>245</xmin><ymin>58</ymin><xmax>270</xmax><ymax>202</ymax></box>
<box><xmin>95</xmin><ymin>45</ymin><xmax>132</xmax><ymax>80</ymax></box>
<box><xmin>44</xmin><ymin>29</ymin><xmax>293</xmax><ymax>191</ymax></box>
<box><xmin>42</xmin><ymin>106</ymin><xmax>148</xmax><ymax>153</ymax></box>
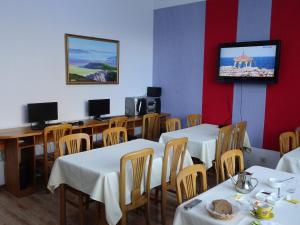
<box><xmin>0</xmin><ymin>113</ymin><xmax>170</xmax><ymax>140</ymax></box>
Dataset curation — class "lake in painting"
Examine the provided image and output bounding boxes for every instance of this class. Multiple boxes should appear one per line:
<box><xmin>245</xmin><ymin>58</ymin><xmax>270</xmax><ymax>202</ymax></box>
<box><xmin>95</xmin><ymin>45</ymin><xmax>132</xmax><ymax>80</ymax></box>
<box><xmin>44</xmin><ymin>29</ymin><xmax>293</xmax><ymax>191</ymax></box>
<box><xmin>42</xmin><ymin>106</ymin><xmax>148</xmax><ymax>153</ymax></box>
<box><xmin>66</xmin><ymin>34</ymin><xmax>119</xmax><ymax>84</ymax></box>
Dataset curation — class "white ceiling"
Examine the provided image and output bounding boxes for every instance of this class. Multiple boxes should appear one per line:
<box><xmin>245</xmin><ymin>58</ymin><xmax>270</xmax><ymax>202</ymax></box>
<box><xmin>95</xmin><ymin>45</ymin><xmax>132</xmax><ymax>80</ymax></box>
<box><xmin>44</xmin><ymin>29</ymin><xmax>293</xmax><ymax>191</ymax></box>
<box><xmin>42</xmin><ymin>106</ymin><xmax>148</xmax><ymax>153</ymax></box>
<box><xmin>154</xmin><ymin>0</ymin><xmax>205</xmax><ymax>9</ymax></box>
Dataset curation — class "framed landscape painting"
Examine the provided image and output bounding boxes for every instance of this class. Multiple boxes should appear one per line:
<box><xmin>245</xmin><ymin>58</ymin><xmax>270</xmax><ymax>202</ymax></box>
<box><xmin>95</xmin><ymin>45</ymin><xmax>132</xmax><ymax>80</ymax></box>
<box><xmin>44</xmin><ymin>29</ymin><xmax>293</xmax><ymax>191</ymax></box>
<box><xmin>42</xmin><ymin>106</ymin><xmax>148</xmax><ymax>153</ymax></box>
<box><xmin>65</xmin><ymin>34</ymin><xmax>119</xmax><ymax>84</ymax></box>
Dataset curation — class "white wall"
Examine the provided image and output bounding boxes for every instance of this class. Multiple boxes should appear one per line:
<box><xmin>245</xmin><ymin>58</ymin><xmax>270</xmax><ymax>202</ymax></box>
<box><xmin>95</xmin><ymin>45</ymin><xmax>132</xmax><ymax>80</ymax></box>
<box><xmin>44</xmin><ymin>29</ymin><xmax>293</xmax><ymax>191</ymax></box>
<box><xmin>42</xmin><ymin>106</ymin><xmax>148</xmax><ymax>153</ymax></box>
<box><xmin>0</xmin><ymin>0</ymin><xmax>154</xmax><ymax>129</ymax></box>
<box><xmin>154</xmin><ymin>0</ymin><xmax>205</xmax><ymax>9</ymax></box>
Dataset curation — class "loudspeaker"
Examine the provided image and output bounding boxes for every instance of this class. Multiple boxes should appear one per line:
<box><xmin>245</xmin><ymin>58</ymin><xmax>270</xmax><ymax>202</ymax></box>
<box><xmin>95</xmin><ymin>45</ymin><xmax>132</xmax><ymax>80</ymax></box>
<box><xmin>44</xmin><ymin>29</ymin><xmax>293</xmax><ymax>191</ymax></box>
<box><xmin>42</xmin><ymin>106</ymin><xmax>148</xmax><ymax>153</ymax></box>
<box><xmin>147</xmin><ymin>87</ymin><xmax>161</xmax><ymax>97</ymax></box>
<box><xmin>154</xmin><ymin>98</ymin><xmax>161</xmax><ymax>113</ymax></box>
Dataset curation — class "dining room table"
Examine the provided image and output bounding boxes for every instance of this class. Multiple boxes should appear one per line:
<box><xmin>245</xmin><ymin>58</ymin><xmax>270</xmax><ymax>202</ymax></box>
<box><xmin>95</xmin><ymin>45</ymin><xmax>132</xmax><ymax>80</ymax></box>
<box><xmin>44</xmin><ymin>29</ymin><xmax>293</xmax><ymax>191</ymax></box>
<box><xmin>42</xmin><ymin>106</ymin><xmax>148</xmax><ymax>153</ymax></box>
<box><xmin>159</xmin><ymin>124</ymin><xmax>251</xmax><ymax>169</ymax></box>
<box><xmin>276</xmin><ymin>147</ymin><xmax>300</xmax><ymax>174</ymax></box>
<box><xmin>173</xmin><ymin>165</ymin><xmax>300</xmax><ymax>225</ymax></box>
<box><xmin>47</xmin><ymin>138</ymin><xmax>193</xmax><ymax>225</ymax></box>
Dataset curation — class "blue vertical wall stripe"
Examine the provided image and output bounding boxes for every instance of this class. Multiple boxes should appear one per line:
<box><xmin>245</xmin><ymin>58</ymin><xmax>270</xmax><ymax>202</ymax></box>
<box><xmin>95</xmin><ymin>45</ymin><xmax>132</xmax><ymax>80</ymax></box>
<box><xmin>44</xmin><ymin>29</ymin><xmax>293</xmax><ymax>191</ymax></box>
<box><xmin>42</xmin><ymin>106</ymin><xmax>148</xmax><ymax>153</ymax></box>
<box><xmin>153</xmin><ymin>2</ymin><xmax>206</xmax><ymax>127</ymax></box>
<box><xmin>232</xmin><ymin>0</ymin><xmax>272</xmax><ymax>147</ymax></box>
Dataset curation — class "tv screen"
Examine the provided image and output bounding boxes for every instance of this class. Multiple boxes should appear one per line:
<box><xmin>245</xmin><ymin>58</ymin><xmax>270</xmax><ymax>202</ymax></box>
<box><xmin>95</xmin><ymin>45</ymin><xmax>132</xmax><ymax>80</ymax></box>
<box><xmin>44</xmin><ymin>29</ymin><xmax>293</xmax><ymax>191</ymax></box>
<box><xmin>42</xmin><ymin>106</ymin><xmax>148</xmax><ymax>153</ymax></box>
<box><xmin>28</xmin><ymin>102</ymin><xmax>58</xmax><ymax>123</ymax></box>
<box><xmin>217</xmin><ymin>40</ymin><xmax>280</xmax><ymax>83</ymax></box>
<box><xmin>88</xmin><ymin>99</ymin><xmax>110</xmax><ymax>117</ymax></box>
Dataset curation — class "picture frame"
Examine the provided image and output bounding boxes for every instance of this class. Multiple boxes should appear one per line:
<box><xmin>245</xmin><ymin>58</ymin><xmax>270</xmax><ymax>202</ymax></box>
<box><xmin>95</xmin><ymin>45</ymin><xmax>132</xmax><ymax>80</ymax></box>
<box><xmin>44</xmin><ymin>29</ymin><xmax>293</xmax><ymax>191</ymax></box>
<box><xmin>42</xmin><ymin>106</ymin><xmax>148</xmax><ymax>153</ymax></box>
<box><xmin>65</xmin><ymin>33</ymin><xmax>120</xmax><ymax>84</ymax></box>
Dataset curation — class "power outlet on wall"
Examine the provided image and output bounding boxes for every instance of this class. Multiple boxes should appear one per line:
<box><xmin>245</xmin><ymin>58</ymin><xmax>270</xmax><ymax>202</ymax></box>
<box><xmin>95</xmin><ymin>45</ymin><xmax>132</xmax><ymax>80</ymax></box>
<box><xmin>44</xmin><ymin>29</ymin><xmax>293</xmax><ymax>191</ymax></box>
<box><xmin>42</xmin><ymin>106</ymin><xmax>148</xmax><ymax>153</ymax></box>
<box><xmin>260</xmin><ymin>157</ymin><xmax>267</xmax><ymax>165</ymax></box>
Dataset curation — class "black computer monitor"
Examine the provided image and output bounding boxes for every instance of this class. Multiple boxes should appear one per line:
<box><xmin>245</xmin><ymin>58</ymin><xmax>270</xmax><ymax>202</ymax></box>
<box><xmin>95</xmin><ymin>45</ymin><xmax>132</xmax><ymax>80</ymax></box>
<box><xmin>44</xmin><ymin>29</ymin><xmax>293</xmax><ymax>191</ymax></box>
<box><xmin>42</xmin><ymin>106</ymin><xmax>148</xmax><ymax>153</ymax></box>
<box><xmin>88</xmin><ymin>99</ymin><xmax>110</xmax><ymax>119</ymax></box>
<box><xmin>27</xmin><ymin>102</ymin><xmax>58</xmax><ymax>129</ymax></box>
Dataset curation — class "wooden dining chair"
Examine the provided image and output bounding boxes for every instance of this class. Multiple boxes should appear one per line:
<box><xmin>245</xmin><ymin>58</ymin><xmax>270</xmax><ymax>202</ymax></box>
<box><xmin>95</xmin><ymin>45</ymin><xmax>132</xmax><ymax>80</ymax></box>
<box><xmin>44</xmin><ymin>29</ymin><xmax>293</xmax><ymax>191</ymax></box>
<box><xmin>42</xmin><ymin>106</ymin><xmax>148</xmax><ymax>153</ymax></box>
<box><xmin>186</xmin><ymin>114</ymin><xmax>201</xmax><ymax>127</ymax></box>
<box><xmin>59</xmin><ymin>133</ymin><xmax>91</xmax><ymax>225</ymax></box>
<box><xmin>160</xmin><ymin>137</ymin><xmax>188</xmax><ymax>225</ymax></box>
<box><xmin>108</xmin><ymin>116</ymin><xmax>128</xmax><ymax>128</ymax></box>
<box><xmin>232</xmin><ymin>121</ymin><xmax>247</xmax><ymax>150</ymax></box>
<box><xmin>176</xmin><ymin>164</ymin><xmax>207</xmax><ymax>204</ymax></box>
<box><xmin>59</xmin><ymin>133</ymin><xmax>91</xmax><ymax>155</ymax></box>
<box><xmin>43</xmin><ymin>124</ymin><xmax>72</xmax><ymax>185</ymax></box>
<box><xmin>213</xmin><ymin>124</ymin><xmax>233</xmax><ymax>184</ymax></box>
<box><xmin>119</xmin><ymin>148</ymin><xmax>154</xmax><ymax>225</ymax></box>
<box><xmin>142</xmin><ymin>113</ymin><xmax>160</xmax><ymax>141</ymax></box>
<box><xmin>295</xmin><ymin>127</ymin><xmax>300</xmax><ymax>147</ymax></box>
<box><xmin>279</xmin><ymin>131</ymin><xmax>297</xmax><ymax>157</ymax></box>
<box><xmin>102</xmin><ymin>127</ymin><xmax>128</xmax><ymax>147</ymax></box>
<box><xmin>166</xmin><ymin>118</ymin><xmax>182</xmax><ymax>132</ymax></box>
<box><xmin>220</xmin><ymin>149</ymin><xmax>244</xmax><ymax>182</ymax></box>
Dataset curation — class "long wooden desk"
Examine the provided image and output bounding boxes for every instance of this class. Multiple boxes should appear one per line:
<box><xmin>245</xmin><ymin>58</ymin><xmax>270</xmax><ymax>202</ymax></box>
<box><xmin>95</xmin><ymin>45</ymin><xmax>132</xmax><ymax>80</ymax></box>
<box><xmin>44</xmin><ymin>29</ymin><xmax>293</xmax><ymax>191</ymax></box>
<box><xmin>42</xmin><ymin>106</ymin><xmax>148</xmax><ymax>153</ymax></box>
<box><xmin>0</xmin><ymin>113</ymin><xmax>169</xmax><ymax>197</ymax></box>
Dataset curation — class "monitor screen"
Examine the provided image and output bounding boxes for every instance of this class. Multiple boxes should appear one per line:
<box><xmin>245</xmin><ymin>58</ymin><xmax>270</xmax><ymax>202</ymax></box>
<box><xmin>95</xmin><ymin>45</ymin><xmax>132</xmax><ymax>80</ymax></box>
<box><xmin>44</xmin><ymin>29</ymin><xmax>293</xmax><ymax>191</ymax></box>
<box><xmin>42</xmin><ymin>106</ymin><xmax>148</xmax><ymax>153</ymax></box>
<box><xmin>217</xmin><ymin>40</ymin><xmax>280</xmax><ymax>83</ymax></box>
<box><xmin>27</xmin><ymin>102</ymin><xmax>58</xmax><ymax>123</ymax></box>
<box><xmin>88</xmin><ymin>99</ymin><xmax>110</xmax><ymax>117</ymax></box>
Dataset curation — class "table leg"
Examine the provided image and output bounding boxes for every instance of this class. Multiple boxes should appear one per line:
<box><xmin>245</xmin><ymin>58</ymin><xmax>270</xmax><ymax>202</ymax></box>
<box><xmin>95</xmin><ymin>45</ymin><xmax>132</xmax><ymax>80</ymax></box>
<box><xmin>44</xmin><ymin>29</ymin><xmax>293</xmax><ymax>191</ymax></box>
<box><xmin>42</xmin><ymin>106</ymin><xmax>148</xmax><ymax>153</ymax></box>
<box><xmin>97</xmin><ymin>203</ymin><xmax>108</xmax><ymax>225</ymax></box>
<box><xmin>60</xmin><ymin>184</ymin><xmax>66</xmax><ymax>225</ymax></box>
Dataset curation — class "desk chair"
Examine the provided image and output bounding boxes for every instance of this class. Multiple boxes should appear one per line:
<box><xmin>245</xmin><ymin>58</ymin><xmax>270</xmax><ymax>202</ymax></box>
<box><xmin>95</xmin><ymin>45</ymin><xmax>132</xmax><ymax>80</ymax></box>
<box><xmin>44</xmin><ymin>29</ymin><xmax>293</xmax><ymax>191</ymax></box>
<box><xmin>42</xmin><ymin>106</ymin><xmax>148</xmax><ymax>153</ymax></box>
<box><xmin>166</xmin><ymin>118</ymin><xmax>181</xmax><ymax>132</ymax></box>
<box><xmin>220</xmin><ymin>149</ymin><xmax>244</xmax><ymax>182</ymax></box>
<box><xmin>279</xmin><ymin>132</ymin><xmax>297</xmax><ymax>157</ymax></box>
<box><xmin>186</xmin><ymin>114</ymin><xmax>201</xmax><ymax>127</ymax></box>
<box><xmin>119</xmin><ymin>148</ymin><xmax>154</xmax><ymax>225</ymax></box>
<box><xmin>176</xmin><ymin>164</ymin><xmax>207</xmax><ymax>204</ymax></box>
<box><xmin>103</xmin><ymin>127</ymin><xmax>128</xmax><ymax>147</ymax></box>
<box><xmin>142</xmin><ymin>113</ymin><xmax>160</xmax><ymax>141</ymax></box>
<box><xmin>59</xmin><ymin>133</ymin><xmax>91</xmax><ymax>225</ymax></box>
<box><xmin>108</xmin><ymin>116</ymin><xmax>128</xmax><ymax>128</ymax></box>
<box><xmin>43</xmin><ymin>124</ymin><xmax>72</xmax><ymax>185</ymax></box>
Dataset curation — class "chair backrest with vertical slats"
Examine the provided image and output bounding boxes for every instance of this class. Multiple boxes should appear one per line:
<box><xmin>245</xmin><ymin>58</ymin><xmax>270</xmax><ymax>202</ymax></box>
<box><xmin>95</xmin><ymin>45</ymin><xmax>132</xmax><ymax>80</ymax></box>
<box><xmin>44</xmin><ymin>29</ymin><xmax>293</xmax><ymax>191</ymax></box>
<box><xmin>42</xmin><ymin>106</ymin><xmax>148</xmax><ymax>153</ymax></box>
<box><xmin>220</xmin><ymin>149</ymin><xmax>244</xmax><ymax>182</ymax></box>
<box><xmin>59</xmin><ymin>133</ymin><xmax>90</xmax><ymax>156</ymax></box>
<box><xmin>186</xmin><ymin>114</ymin><xmax>201</xmax><ymax>127</ymax></box>
<box><xmin>161</xmin><ymin>137</ymin><xmax>188</xmax><ymax>190</ymax></box>
<box><xmin>215</xmin><ymin>125</ymin><xmax>234</xmax><ymax>182</ymax></box>
<box><xmin>103</xmin><ymin>127</ymin><xmax>128</xmax><ymax>147</ymax></box>
<box><xmin>44</xmin><ymin>124</ymin><xmax>72</xmax><ymax>159</ymax></box>
<box><xmin>233</xmin><ymin>121</ymin><xmax>247</xmax><ymax>150</ymax></box>
<box><xmin>295</xmin><ymin>127</ymin><xmax>300</xmax><ymax>147</ymax></box>
<box><xmin>176</xmin><ymin>164</ymin><xmax>207</xmax><ymax>204</ymax></box>
<box><xmin>279</xmin><ymin>132</ymin><xmax>297</xmax><ymax>156</ymax></box>
<box><xmin>108</xmin><ymin>116</ymin><xmax>128</xmax><ymax>128</ymax></box>
<box><xmin>166</xmin><ymin>118</ymin><xmax>182</xmax><ymax>132</ymax></box>
<box><xmin>119</xmin><ymin>148</ymin><xmax>154</xmax><ymax>210</ymax></box>
<box><xmin>142</xmin><ymin>113</ymin><xmax>160</xmax><ymax>141</ymax></box>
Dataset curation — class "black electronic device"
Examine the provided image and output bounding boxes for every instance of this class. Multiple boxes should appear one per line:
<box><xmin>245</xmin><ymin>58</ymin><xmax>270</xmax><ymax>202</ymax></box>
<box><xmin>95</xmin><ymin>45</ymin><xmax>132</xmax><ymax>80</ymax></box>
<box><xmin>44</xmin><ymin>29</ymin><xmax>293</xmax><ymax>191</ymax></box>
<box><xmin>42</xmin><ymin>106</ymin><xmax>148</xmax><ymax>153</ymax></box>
<box><xmin>183</xmin><ymin>199</ymin><xmax>202</xmax><ymax>210</ymax></box>
<box><xmin>217</xmin><ymin>40</ymin><xmax>280</xmax><ymax>83</ymax></box>
<box><xmin>27</xmin><ymin>102</ymin><xmax>58</xmax><ymax>130</ymax></box>
<box><xmin>88</xmin><ymin>99</ymin><xmax>110</xmax><ymax>120</ymax></box>
<box><xmin>147</xmin><ymin>87</ymin><xmax>162</xmax><ymax>97</ymax></box>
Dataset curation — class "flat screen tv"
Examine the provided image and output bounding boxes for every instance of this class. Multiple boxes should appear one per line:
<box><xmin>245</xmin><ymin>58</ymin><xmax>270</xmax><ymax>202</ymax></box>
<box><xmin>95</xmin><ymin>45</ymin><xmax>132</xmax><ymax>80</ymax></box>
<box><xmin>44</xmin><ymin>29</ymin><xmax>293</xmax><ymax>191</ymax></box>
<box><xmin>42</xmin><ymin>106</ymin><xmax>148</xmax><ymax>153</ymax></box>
<box><xmin>217</xmin><ymin>40</ymin><xmax>280</xmax><ymax>83</ymax></box>
<box><xmin>88</xmin><ymin>99</ymin><xmax>110</xmax><ymax>119</ymax></box>
<box><xmin>28</xmin><ymin>102</ymin><xmax>58</xmax><ymax>129</ymax></box>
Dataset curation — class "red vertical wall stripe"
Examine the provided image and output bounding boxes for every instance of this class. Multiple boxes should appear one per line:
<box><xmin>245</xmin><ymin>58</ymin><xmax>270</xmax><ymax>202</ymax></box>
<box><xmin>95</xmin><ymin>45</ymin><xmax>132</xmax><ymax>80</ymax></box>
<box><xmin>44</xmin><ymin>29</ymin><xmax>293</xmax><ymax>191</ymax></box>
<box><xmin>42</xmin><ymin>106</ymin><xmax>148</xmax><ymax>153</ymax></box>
<box><xmin>263</xmin><ymin>0</ymin><xmax>300</xmax><ymax>150</ymax></box>
<box><xmin>202</xmin><ymin>0</ymin><xmax>238</xmax><ymax>125</ymax></box>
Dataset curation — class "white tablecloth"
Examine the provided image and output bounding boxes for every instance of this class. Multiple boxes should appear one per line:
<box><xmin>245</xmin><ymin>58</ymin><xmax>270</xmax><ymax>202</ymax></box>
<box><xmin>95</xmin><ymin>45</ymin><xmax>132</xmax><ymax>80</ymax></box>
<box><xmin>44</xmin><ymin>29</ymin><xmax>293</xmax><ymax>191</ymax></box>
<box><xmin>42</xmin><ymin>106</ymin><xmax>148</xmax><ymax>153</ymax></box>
<box><xmin>47</xmin><ymin>139</ymin><xmax>193</xmax><ymax>225</ymax></box>
<box><xmin>276</xmin><ymin>147</ymin><xmax>300</xmax><ymax>174</ymax></box>
<box><xmin>159</xmin><ymin>124</ymin><xmax>251</xmax><ymax>169</ymax></box>
<box><xmin>173</xmin><ymin>166</ymin><xmax>300</xmax><ymax>225</ymax></box>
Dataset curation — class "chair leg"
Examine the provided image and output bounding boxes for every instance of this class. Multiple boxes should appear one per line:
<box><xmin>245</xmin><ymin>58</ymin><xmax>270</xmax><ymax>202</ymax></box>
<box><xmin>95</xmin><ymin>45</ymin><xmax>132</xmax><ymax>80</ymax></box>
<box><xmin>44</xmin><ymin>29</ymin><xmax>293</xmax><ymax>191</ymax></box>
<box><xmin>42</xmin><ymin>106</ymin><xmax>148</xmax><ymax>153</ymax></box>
<box><xmin>85</xmin><ymin>195</ymin><xmax>89</xmax><ymax>209</ymax></box>
<box><xmin>154</xmin><ymin>188</ymin><xmax>159</xmax><ymax>203</ymax></box>
<box><xmin>121</xmin><ymin>212</ymin><xmax>127</xmax><ymax>225</ymax></box>
<box><xmin>145</xmin><ymin>202</ymin><xmax>151</xmax><ymax>225</ymax></box>
<box><xmin>60</xmin><ymin>185</ymin><xmax>66</xmax><ymax>225</ymax></box>
<box><xmin>79</xmin><ymin>195</ymin><xmax>85</xmax><ymax>225</ymax></box>
<box><xmin>161</xmin><ymin>189</ymin><xmax>167</xmax><ymax>225</ymax></box>
<box><xmin>44</xmin><ymin>163</ymin><xmax>48</xmax><ymax>187</ymax></box>
<box><xmin>215</xmin><ymin>165</ymin><xmax>219</xmax><ymax>184</ymax></box>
